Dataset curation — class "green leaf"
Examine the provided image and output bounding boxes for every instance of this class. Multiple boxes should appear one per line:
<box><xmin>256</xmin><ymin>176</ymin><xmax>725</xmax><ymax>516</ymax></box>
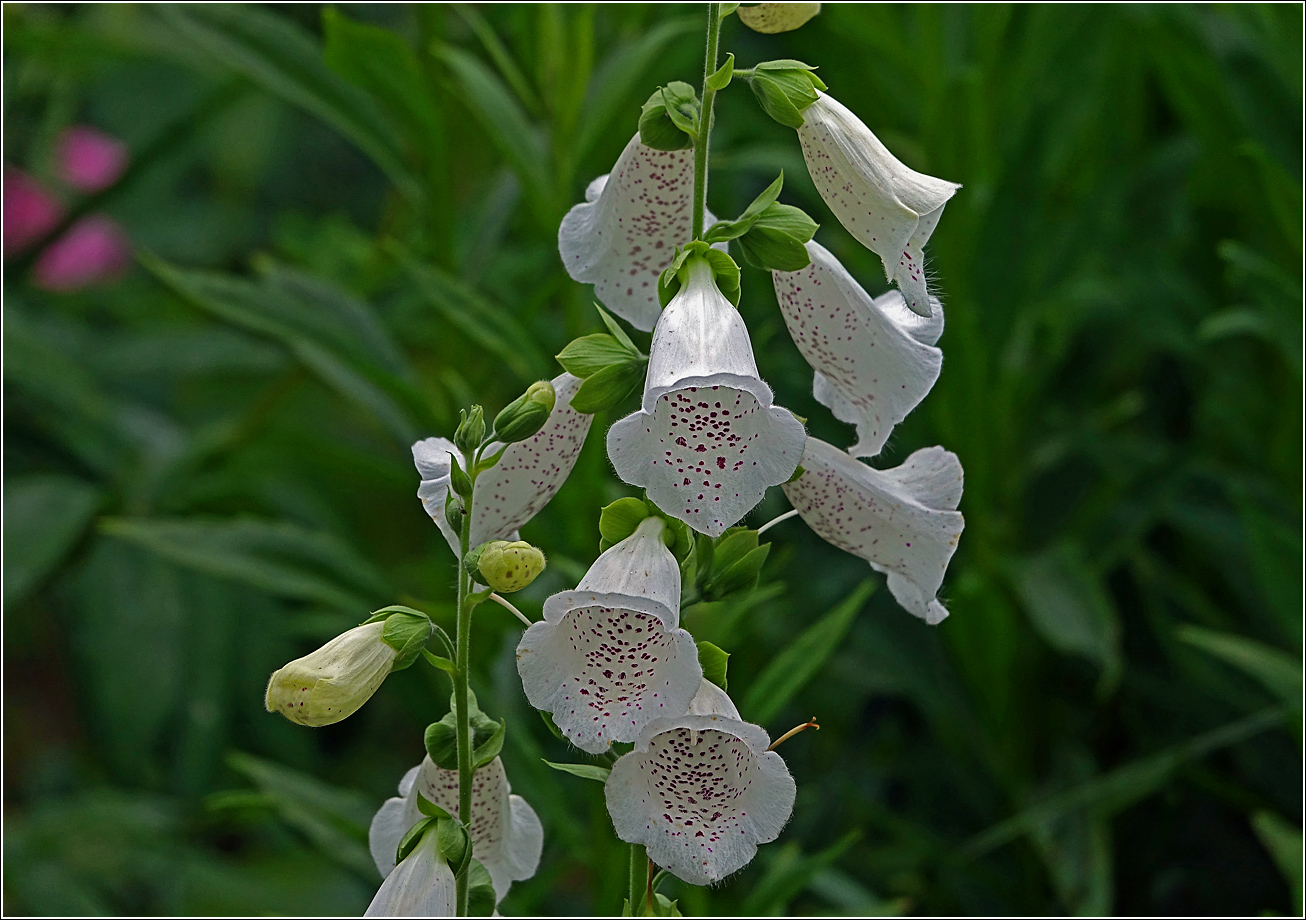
<box><xmin>472</xmin><ymin>718</ymin><xmax>507</xmax><ymax>769</ymax></box>
<box><xmin>707</xmin><ymin>544</ymin><xmax>771</xmax><ymax>600</ymax></box>
<box><xmin>556</xmin><ymin>334</ymin><xmax>641</xmax><ymax>379</ymax></box>
<box><xmin>396</xmin><ymin>816</ymin><xmax>437</xmax><ymax>863</ymax></box>
<box><xmin>539</xmin><ymin>709</ymin><xmax>566</xmax><ymax>740</ymax></box>
<box><xmin>706</xmin><ymin>52</ymin><xmax>735</xmax><ymax>91</ymax></box>
<box><xmin>570</xmin><ymin>361</ymin><xmax>646</xmax><ymax>413</ymax></box>
<box><xmin>599</xmin><ymin>498</ymin><xmax>655</xmax><ymax>547</ymax></box>
<box><xmin>415</xmin><ymin>793</ymin><xmax>452</xmax><ymax>820</ymax></box>
<box><xmin>4</xmin><ymin>474</ymin><xmax>101</xmax><ymax>609</ymax></box>
<box><xmin>542</xmin><ymin>760</ymin><xmax>611</xmax><ymax>782</ymax></box>
<box><xmin>436</xmin><ymin>816</ymin><xmax>472</xmax><ymax>877</ymax></box>
<box><xmin>737</xmin><ymin>202</ymin><xmax>819</xmax><ymax>272</ymax></box>
<box><xmin>1252</xmin><ymin>811</ymin><xmax>1303</xmax><ymax>915</ymax></box>
<box><xmin>155</xmin><ymin>5</ymin><xmax>421</xmax><ymax>204</ymax></box>
<box><xmin>704</xmin><ymin>173</ymin><xmax>785</xmax><ymax>243</ymax></box>
<box><xmin>638</xmin><ymin>82</ymin><xmax>696</xmax><ymax>152</ymax></box>
<box><xmin>743</xmin><ymin>580</ymin><xmax>876</xmax><ymax>724</ymax></box>
<box><xmin>595</xmin><ymin>303</ymin><xmax>640</xmax><ymax>354</ymax></box>
<box><xmin>698</xmin><ymin>641</ymin><xmax>730</xmax><ymax>691</ymax></box>
<box><xmin>1177</xmin><ymin>626</ymin><xmax>1302</xmax><ymax>705</ymax></box>
<box><xmin>466</xmin><ymin>860</ymin><xmax>498</xmax><ymax>917</ymax></box>
<box><xmin>422</xmin><ymin>649</ymin><xmax>457</xmax><ymax>673</ymax></box>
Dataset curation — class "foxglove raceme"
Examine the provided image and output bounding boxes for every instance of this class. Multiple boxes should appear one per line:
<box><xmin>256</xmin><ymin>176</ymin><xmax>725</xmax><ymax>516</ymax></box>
<box><xmin>607</xmin><ymin>258</ymin><xmax>805</xmax><ymax>536</ymax></box>
<box><xmin>773</xmin><ymin>239</ymin><xmax>943</xmax><ymax>457</ymax></box>
<box><xmin>797</xmin><ymin>92</ymin><xmax>960</xmax><ymax>316</ymax></box>
<box><xmin>559</xmin><ymin>135</ymin><xmax>723</xmax><ymax>332</ymax></box>
<box><xmin>517</xmin><ymin>516</ymin><xmax>701</xmax><ymax>753</ymax></box>
<box><xmin>783</xmin><ymin>436</ymin><xmax>964</xmax><ymax>624</ymax></box>
<box><xmin>369</xmin><ymin>755</ymin><xmax>542</xmax><ymax>903</ymax></box>
<box><xmin>413</xmin><ymin>372</ymin><xmax>592</xmax><ymax>556</ymax></box>
<box><xmin>605</xmin><ymin>679</ymin><xmax>796</xmax><ymax>886</ymax></box>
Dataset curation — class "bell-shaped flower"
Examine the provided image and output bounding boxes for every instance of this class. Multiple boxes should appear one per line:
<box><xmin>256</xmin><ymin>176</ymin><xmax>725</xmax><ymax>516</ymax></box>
<box><xmin>560</xmin><ymin>134</ymin><xmax>724</xmax><ymax>332</ymax></box>
<box><xmin>782</xmin><ymin>436</ymin><xmax>963</xmax><ymax>624</ymax></box>
<box><xmin>773</xmin><ymin>239</ymin><xmax>943</xmax><ymax>458</ymax></box>
<box><xmin>369</xmin><ymin>755</ymin><xmax>542</xmax><ymax>903</ymax></box>
<box><xmin>605</xmin><ymin>679</ymin><xmax>796</xmax><ymax>887</ymax></box>
<box><xmin>796</xmin><ymin>92</ymin><xmax>960</xmax><ymax>317</ymax></box>
<box><xmin>517</xmin><ymin>516</ymin><xmax>701</xmax><ymax>753</ymax></box>
<box><xmin>365</xmin><ymin>826</ymin><xmax>455</xmax><ymax>917</ymax></box>
<box><xmin>265</xmin><ymin>621</ymin><xmax>396</xmax><ymax>726</ymax></box>
<box><xmin>607</xmin><ymin>258</ymin><xmax>806</xmax><ymax>536</ymax></box>
<box><xmin>413</xmin><ymin>372</ymin><xmax>592</xmax><ymax>556</ymax></box>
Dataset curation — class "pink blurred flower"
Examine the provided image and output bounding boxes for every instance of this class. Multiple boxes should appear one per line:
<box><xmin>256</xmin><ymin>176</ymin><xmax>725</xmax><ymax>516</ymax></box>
<box><xmin>4</xmin><ymin>167</ymin><xmax>65</xmax><ymax>257</ymax></box>
<box><xmin>56</xmin><ymin>126</ymin><xmax>128</xmax><ymax>193</ymax></box>
<box><xmin>32</xmin><ymin>215</ymin><xmax>131</xmax><ymax>291</ymax></box>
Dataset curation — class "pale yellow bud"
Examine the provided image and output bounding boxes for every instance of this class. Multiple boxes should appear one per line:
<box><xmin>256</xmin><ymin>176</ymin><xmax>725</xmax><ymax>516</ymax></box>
<box><xmin>477</xmin><ymin>540</ymin><xmax>547</xmax><ymax>593</ymax></box>
<box><xmin>265</xmin><ymin>621</ymin><xmax>396</xmax><ymax>726</ymax></box>
<box><xmin>737</xmin><ymin>2</ymin><xmax>821</xmax><ymax>33</ymax></box>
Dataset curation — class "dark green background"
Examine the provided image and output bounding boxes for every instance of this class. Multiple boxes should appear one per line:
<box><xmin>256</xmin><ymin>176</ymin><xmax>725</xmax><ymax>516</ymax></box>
<box><xmin>4</xmin><ymin>4</ymin><xmax>1301</xmax><ymax>916</ymax></box>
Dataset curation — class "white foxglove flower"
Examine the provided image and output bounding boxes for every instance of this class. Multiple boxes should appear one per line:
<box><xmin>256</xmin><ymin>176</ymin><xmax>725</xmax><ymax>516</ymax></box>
<box><xmin>369</xmin><ymin>755</ymin><xmax>542</xmax><ymax>903</ymax></box>
<box><xmin>782</xmin><ymin>436</ymin><xmax>963</xmax><ymax>624</ymax></box>
<box><xmin>265</xmin><ymin>621</ymin><xmax>395</xmax><ymax>727</ymax></box>
<box><xmin>605</xmin><ymin>679</ymin><xmax>796</xmax><ymax>886</ymax></box>
<box><xmin>797</xmin><ymin>92</ymin><xmax>960</xmax><ymax>317</ymax></box>
<box><xmin>559</xmin><ymin>135</ymin><xmax>722</xmax><ymax>332</ymax></box>
<box><xmin>773</xmin><ymin>239</ymin><xmax>943</xmax><ymax>458</ymax></box>
<box><xmin>365</xmin><ymin>825</ymin><xmax>455</xmax><ymax>917</ymax></box>
<box><xmin>607</xmin><ymin>259</ymin><xmax>806</xmax><ymax>536</ymax></box>
<box><xmin>516</xmin><ymin>516</ymin><xmax>701</xmax><ymax>753</ymax></box>
<box><xmin>413</xmin><ymin>372</ymin><xmax>592</xmax><ymax>556</ymax></box>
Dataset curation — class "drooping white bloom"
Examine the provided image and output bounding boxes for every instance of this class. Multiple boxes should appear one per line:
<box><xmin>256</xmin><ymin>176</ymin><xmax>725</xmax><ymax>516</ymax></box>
<box><xmin>797</xmin><ymin>92</ymin><xmax>960</xmax><ymax>317</ymax></box>
<box><xmin>369</xmin><ymin>755</ymin><xmax>542</xmax><ymax>903</ymax></box>
<box><xmin>782</xmin><ymin>436</ymin><xmax>963</xmax><ymax>624</ymax></box>
<box><xmin>365</xmin><ymin>825</ymin><xmax>455</xmax><ymax>917</ymax></box>
<box><xmin>605</xmin><ymin>679</ymin><xmax>796</xmax><ymax>887</ymax></box>
<box><xmin>517</xmin><ymin>516</ymin><xmax>701</xmax><ymax>754</ymax></box>
<box><xmin>607</xmin><ymin>259</ymin><xmax>806</xmax><ymax>536</ymax></box>
<box><xmin>265</xmin><ymin>621</ymin><xmax>396</xmax><ymax>727</ymax></box>
<box><xmin>773</xmin><ymin>239</ymin><xmax>943</xmax><ymax>458</ymax></box>
<box><xmin>413</xmin><ymin>372</ymin><xmax>592</xmax><ymax>556</ymax></box>
<box><xmin>559</xmin><ymin>135</ymin><xmax>722</xmax><ymax>332</ymax></box>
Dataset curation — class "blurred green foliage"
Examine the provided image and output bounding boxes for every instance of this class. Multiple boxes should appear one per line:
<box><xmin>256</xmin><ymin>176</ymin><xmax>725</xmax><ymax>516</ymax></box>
<box><xmin>3</xmin><ymin>3</ymin><xmax>1301</xmax><ymax>916</ymax></box>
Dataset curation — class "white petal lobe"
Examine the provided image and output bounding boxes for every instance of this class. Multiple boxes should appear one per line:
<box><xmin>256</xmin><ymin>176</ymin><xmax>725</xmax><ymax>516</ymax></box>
<box><xmin>365</xmin><ymin>829</ymin><xmax>456</xmax><ymax>917</ymax></box>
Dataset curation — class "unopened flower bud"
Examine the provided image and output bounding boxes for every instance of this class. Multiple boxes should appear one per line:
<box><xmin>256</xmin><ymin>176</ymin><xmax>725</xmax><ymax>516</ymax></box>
<box><xmin>453</xmin><ymin>405</ymin><xmax>485</xmax><ymax>457</ymax></box>
<box><xmin>492</xmin><ymin>381</ymin><xmax>556</xmax><ymax>444</ymax></box>
<box><xmin>476</xmin><ymin>540</ymin><xmax>546</xmax><ymax>593</ymax></box>
<box><xmin>265</xmin><ymin>621</ymin><xmax>396</xmax><ymax>726</ymax></box>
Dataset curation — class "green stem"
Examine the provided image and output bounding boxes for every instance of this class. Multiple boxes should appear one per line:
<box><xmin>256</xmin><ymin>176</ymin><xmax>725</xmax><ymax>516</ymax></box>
<box><xmin>454</xmin><ymin>498</ymin><xmax>474</xmax><ymax>916</ymax></box>
<box><xmin>691</xmin><ymin>2</ymin><xmax>722</xmax><ymax>240</ymax></box>
<box><xmin>628</xmin><ymin>842</ymin><xmax>647</xmax><ymax>915</ymax></box>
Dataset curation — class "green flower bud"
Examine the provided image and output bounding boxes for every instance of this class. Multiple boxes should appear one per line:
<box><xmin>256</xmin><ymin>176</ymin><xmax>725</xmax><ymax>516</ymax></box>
<box><xmin>638</xmin><ymin>82</ymin><xmax>698</xmax><ymax>151</ymax></box>
<box><xmin>492</xmin><ymin>381</ymin><xmax>556</xmax><ymax>444</ymax></box>
<box><xmin>747</xmin><ymin>59</ymin><xmax>827</xmax><ymax>128</ymax></box>
<box><xmin>476</xmin><ymin>540</ymin><xmax>546</xmax><ymax>593</ymax></box>
<box><xmin>265</xmin><ymin>621</ymin><xmax>396</xmax><ymax>726</ymax></box>
<box><xmin>453</xmin><ymin>405</ymin><xmax>485</xmax><ymax>457</ymax></box>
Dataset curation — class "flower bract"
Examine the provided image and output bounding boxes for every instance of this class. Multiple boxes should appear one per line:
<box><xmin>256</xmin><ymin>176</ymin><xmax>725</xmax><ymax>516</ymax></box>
<box><xmin>369</xmin><ymin>755</ymin><xmax>542</xmax><ymax>903</ymax></box>
<box><xmin>413</xmin><ymin>372</ymin><xmax>592</xmax><ymax>555</ymax></box>
<box><xmin>773</xmin><ymin>239</ymin><xmax>943</xmax><ymax>457</ymax></box>
<box><xmin>782</xmin><ymin>436</ymin><xmax>964</xmax><ymax>624</ymax></box>
<box><xmin>517</xmin><ymin>516</ymin><xmax>701</xmax><ymax>753</ymax></box>
<box><xmin>607</xmin><ymin>258</ymin><xmax>805</xmax><ymax>536</ymax></box>
<box><xmin>797</xmin><ymin>92</ymin><xmax>960</xmax><ymax>316</ymax></box>
<box><xmin>604</xmin><ymin>679</ymin><xmax>796</xmax><ymax>886</ymax></box>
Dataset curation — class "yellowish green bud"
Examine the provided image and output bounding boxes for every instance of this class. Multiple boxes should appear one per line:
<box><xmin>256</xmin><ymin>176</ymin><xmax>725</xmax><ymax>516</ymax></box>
<box><xmin>492</xmin><ymin>381</ymin><xmax>556</xmax><ymax>443</ymax></box>
<box><xmin>737</xmin><ymin>2</ymin><xmax>821</xmax><ymax>33</ymax></box>
<box><xmin>265</xmin><ymin>621</ymin><xmax>396</xmax><ymax>726</ymax></box>
<box><xmin>476</xmin><ymin>540</ymin><xmax>546</xmax><ymax>593</ymax></box>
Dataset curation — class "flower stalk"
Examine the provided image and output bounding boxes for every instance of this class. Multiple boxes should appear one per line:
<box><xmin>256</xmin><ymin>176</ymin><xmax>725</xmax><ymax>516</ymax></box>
<box><xmin>692</xmin><ymin>3</ymin><xmax>722</xmax><ymax>240</ymax></box>
<box><xmin>454</xmin><ymin>497</ymin><xmax>474</xmax><ymax>916</ymax></box>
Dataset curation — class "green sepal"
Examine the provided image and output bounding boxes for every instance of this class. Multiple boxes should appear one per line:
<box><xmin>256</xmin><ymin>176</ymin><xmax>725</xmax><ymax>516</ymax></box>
<box><xmin>422</xmin><ymin>648</ymin><xmax>457</xmax><ymax>673</ymax></box>
<box><xmin>453</xmin><ymin>405</ymin><xmax>485</xmax><ymax>457</ymax></box>
<box><xmin>719</xmin><ymin>2</ymin><xmax>740</xmax><ymax>17</ymax></box>
<box><xmin>697</xmin><ymin>641</ymin><xmax>730</xmax><ymax>691</ymax></box>
<box><xmin>436</xmin><ymin>816</ymin><xmax>473</xmax><ymax>879</ymax></box>
<box><xmin>380</xmin><ymin>610</ymin><xmax>435</xmax><ymax>670</ymax></box>
<box><xmin>638</xmin><ymin>81</ymin><xmax>698</xmax><ymax>151</ymax></box>
<box><xmin>785</xmin><ymin>464</ymin><xmax>806</xmax><ymax>484</ymax></box>
<box><xmin>467</xmin><ymin>861</ymin><xmax>497</xmax><ymax>917</ymax></box>
<box><xmin>709</xmin><ymin>543</ymin><xmax>770</xmax><ymax>599</ymax></box>
<box><xmin>472</xmin><ymin>717</ymin><xmax>506</xmax><ymax>769</ymax></box>
<box><xmin>737</xmin><ymin>202</ymin><xmax>819</xmax><ymax>272</ymax></box>
<box><xmin>571</xmin><ymin>360</ymin><xmax>646</xmax><ymax>413</ymax></box>
<box><xmin>706</xmin><ymin>52</ymin><xmax>735</xmax><ymax>92</ymax></box>
<box><xmin>703</xmin><ymin>173</ymin><xmax>784</xmax><ymax>244</ymax></box>
<box><xmin>542</xmin><ymin>759</ymin><xmax>612</xmax><ymax>782</ymax></box>
<box><xmin>748</xmin><ymin>59</ymin><xmax>827</xmax><ymax>128</ymax></box>
<box><xmin>416</xmin><ymin>792</ymin><xmax>453</xmax><ymax>819</ymax></box>
<box><xmin>697</xmin><ymin>527</ymin><xmax>772</xmax><ymax>601</ymax></box>
<box><xmin>653</xmin><ymin>892</ymin><xmax>683</xmax><ymax>917</ymax></box>
<box><xmin>657</xmin><ymin>242</ymin><xmax>741</xmax><ymax>308</ymax></box>
<box><xmin>557</xmin><ymin>334</ymin><xmax>642</xmax><ymax>378</ymax></box>
<box><xmin>598</xmin><ymin>497</ymin><xmax>694</xmax><ymax>569</ymax></box>
<box><xmin>448</xmin><ymin>451</ymin><xmax>473</xmax><ymax>499</ymax></box>
<box><xmin>396</xmin><ymin>815</ymin><xmax>438</xmax><ymax>863</ymax></box>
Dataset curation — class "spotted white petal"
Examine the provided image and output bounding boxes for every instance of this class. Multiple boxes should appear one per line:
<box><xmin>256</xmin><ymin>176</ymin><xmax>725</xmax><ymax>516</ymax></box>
<box><xmin>736</xmin><ymin>2</ymin><xmax>821</xmax><ymax>33</ymax></box>
<box><xmin>797</xmin><ymin>92</ymin><xmax>960</xmax><ymax>316</ymax></box>
<box><xmin>413</xmin><ymin>372</ymin><xmax>592</xmax><ymax>556</ymax></box>
<box><xmin>607</xmin><ymin>260</ymin><xmax>806</xmax><ymax>536</ymax></box>
<box><xmin>518</xmin><ymin>518</ymin><xmax>702</xmax><ymax>753</ymax></box>
<box><xmin>365</xmin><ymin>827</ymin><xmax>455</xmax><ymax>917</ymax></box>
<box><xmin>559</xmin><ymin>135</ymin><xmax>722</xmax><ymax>332</ymax></box>
<box><xmin>782</xmin><ymin>436</ymin><xmax>963</xmax><ymax>624</ymax></box>
<box><xmin>368</xmin><ymin>756</ymin><xmax>541</xmax><ymax>902</ymax></box>
<box><xmin>773</xmin><ymin>240</ymin><xmax>943</xmax><ymax>458</ymax></box>
<box><xmin>605</xmin><ymin>683</ymin><xmax>795</xmax><ymax>886</ymax></box>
